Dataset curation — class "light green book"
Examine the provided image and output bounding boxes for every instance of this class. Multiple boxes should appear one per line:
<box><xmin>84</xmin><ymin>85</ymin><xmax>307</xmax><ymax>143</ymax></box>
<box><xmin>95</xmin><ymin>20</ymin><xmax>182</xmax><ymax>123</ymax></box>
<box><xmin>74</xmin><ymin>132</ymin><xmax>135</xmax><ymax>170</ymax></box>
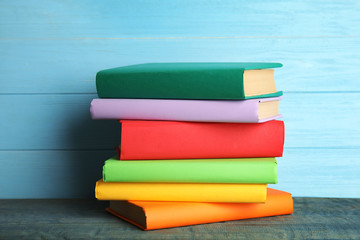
<box><xmin>103</xmin><ymin>156</ymin><xmax>277</xmax><ymax>184</ymax></box>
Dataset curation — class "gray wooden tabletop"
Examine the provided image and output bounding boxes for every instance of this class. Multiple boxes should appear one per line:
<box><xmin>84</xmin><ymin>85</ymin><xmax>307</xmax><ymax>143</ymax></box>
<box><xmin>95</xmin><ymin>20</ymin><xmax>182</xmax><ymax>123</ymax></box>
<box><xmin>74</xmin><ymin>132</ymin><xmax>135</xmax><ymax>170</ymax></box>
<box><xmin>1</xmin><ymin>197</ymin><xmax>359</xmax><ymax>240</ymax></box>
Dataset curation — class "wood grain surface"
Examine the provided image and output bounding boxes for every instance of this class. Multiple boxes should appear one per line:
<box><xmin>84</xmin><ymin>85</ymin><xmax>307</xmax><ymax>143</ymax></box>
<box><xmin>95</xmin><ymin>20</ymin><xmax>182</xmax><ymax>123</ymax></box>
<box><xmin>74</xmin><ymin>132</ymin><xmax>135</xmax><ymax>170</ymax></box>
<box><xmin>0</xmin><ymin>198</ymin><xmax>359</xmax><ymax>239</ymax></box>
<box><xmin>1</xmin><ymin>37</ymin><xmax>360</xmax><ymax>93</ymax></box>
<box><xmin>0</xmin><ymin>0</ymin><xmax>359</xmax><ymax>198</ymax></box>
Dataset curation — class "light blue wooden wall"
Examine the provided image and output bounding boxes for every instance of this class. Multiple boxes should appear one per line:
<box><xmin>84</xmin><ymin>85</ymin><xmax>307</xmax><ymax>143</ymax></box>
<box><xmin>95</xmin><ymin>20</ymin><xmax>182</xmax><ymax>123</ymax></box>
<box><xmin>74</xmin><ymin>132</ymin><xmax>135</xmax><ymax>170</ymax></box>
<box><xmin>1</xmin><ymin>0</ymin><xmax>359</xmax><ymax>198</ymax></box>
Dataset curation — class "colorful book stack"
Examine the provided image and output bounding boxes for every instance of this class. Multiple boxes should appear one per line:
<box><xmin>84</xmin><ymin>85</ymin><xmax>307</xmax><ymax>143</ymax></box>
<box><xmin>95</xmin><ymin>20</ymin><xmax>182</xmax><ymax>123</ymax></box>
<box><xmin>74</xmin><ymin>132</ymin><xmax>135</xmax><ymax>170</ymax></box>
<box><xmin>91</xmin><ymin>63</ymin><xmax>293</xmax><ymax>230</ymax></box>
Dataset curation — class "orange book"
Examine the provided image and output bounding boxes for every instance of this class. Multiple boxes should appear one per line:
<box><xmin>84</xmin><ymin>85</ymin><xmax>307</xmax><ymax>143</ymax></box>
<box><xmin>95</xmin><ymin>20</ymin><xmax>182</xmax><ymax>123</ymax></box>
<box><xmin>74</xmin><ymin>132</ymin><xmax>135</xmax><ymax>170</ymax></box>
<box><xmin>106</xmin><ymin>188</ymin><xmax>293</xmax><ymax>230</ymax></box>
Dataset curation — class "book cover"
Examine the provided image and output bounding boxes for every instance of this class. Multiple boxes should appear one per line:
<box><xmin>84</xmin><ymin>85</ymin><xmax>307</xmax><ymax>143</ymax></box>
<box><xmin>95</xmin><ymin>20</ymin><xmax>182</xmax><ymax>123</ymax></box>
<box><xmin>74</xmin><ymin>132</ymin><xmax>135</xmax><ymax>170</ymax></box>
<box><xmin>117</xmin><ymin>120</ymin><xmax>284</xmax><ymax>160</ymax></box>
<box><xmin>103</xmin><ymin>157</ymin><xmax>277</xmax><ymax>184</ymax></box>
<box><xmin>106</xmin><ymin>188</ymin><xmax>293</xmax><ymax>230</ymax></box>
<box><xmin>96</xmin><ymin>62</ymin><xmax>283</xmax><ymax>100</ymax></box>
<box><xmin>95</xmin><ymin>179</ymin><xmax>267</xmax><ymax>203</ymax></box>
<box><xmin>90</xmin><ymin>96</ymin><xmax>282</xmax><ymax>123</ymax></box>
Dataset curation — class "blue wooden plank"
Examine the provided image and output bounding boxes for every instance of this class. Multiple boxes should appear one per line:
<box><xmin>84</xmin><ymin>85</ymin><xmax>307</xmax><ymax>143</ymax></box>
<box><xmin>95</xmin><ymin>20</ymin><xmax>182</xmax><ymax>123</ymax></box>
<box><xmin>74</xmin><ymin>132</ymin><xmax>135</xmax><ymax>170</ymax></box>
<box><xmin>281</xmin><ymin>92</ymin><xmax>360</xmax><ymax>148</ymax></box>
<box><xmin>0</xmin><ymin>37</ymin><xmax>360</xmax><ymax>93</ymax></box>
<box><xmin>0</xmin><ymin>94</ymin><xmax>120</xmax><ymax>150</ymax></box>
<box><xmin>0</xmin><ymin>93</ymin><xmax>358</xmax><ymax>150</ymax></box>
<box><xmin>0</xmin><ymin>148</ymin><xmax>358</xmax><ymax>198</ymax></box>
<box><xmin>0</xmin><ymin>150</ymin><xmax>114</xmax><ymax>198</ymax></box>
<box><xmin>275</xmin><ymin>148</ymin><xmax>360</xmax><ymax>198</ymax></box>
<box><xmin>1</xmin><ymin>0</ymin><xmax>359</xmax><ymax>39</ymax></box>
<box><xmin>0</xmin><ymin>0</ymin><xmax>359</xmax><ymax>200</ymax></box>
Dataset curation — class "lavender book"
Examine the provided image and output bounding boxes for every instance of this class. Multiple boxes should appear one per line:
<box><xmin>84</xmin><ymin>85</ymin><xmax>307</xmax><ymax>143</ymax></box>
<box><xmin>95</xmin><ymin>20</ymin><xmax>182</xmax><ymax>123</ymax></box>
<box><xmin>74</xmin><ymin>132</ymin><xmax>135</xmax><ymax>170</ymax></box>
<box><xmin>90</xmin><ymin>97</ymin><xmax>282</xmax><ymax>123</ymax></box>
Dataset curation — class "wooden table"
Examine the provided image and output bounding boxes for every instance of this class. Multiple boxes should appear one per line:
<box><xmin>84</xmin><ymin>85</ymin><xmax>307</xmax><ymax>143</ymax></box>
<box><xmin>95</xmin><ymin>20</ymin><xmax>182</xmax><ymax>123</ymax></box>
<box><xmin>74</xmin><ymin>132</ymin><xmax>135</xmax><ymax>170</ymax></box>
<box><xmin>1</xmin><ymin>198</ymin><xmax>359</xmax><ymax>239</ymax></box>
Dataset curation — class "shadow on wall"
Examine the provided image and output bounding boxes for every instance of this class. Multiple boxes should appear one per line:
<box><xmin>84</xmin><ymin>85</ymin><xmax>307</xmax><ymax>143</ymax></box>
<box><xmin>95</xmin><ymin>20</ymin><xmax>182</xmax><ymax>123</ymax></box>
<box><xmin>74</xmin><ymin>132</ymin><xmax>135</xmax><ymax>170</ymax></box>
<box><xmin>64</xmin><ymin>97</ymin><xmax>120</xmax><ymax>198</ymax></box>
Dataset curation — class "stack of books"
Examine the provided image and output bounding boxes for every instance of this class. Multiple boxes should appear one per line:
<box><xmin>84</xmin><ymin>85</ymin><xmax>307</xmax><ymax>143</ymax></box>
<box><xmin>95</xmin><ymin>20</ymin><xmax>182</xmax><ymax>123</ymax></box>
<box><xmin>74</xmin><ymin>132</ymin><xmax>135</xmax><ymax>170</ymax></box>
<box><xmin>91</xmin><ymin>63</ymin><xmax>293</xmax><ymax>230</ymax></box>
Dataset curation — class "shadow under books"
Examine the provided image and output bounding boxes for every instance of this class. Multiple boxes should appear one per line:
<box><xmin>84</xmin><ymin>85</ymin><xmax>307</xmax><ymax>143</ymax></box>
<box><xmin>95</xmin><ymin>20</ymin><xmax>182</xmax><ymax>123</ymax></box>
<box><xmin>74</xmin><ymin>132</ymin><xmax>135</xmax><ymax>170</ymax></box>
<box><xmin>66</xmin><ymin>107</ymin><xmax>120</xmax><ymax>198</ymax></box>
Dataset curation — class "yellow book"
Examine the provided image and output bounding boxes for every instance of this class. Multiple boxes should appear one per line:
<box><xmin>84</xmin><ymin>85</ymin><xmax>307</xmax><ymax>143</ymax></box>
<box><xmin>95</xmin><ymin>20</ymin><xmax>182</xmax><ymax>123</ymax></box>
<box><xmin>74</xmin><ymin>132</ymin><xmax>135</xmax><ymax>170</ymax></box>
<box><xmin>95</xmin><ymin>179</ymin><xmax>267</xmax><ymax>203</ymax></box>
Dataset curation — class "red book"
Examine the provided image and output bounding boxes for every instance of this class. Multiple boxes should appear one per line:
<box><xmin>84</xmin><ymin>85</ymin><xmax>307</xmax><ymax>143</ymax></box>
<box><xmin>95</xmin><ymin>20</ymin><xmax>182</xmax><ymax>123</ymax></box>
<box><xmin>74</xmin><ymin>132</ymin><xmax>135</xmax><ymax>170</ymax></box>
<box><xmin>117</xmin><ymin>120</ymin><xmax>284</xmax><ymax>160</ymax></box>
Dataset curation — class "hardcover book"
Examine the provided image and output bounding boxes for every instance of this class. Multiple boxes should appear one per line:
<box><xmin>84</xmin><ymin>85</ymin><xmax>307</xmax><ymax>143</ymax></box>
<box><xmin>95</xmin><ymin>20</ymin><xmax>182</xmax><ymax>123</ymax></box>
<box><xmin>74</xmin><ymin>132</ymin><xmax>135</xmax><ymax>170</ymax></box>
<box><xmin>117</xmin><ymin>120</ymin><xmax>284</xmax><ymax>160</ymax></box>
<box><xmin>96</xmin><ymin>62</ymin><xmax>283</xmax><ymax>100</ymax></box>
<box><xmin>90</xmin><ymin>96</ymin><xmax>282</xmax><ymax>123</ymax></box>
<box><xmin>103</xmin><ymin>156</ymin><xmax>277</xmax><ymax>184</ymax></box>
<box><xmin>95</xmin><ymin>179</ymin><xmax>267</xmax><ymax>203</ymax></box>
<box><xmin>106</xmin><ymin>188</ymin><xmax>293</xmax><ymax>230</ymax></box>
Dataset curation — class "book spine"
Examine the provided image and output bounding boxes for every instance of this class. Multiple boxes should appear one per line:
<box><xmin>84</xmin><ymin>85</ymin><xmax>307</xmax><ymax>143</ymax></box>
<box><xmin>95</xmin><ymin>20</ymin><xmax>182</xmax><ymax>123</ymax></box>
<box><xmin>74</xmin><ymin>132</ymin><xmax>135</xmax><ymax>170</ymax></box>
<box><xmin>95</xmin><ymin>180</ymin><xmax>267</xmax><ymax>203</ymax></box>
<box><xmin>103</xmin><ymin>158</ymin><xmax>277</xmax><ymax>184</ymax></box>
<box><xmin>119</xmin><ymin>120</ymin><xmax>284</xmax><ymax>160</ymax></box>
<box><xmin>90</xmin><ymin>98</ymin><xmax>282</xmax><ymax>122</ymax></box>
<box><xmin>96</xmin><ymin>68</ymin><xmax>247</xmax><ymax>99</ymax></box>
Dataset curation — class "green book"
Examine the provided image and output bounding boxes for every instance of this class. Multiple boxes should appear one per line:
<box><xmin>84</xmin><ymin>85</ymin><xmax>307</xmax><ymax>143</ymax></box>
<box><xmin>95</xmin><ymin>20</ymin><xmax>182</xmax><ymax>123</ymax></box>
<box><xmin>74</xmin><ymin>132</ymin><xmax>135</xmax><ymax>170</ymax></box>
<box><xmin>103</xmin><ymin>157</ymin><xmax>277</xmax><ymax>184</ymax></box>
<box><xmin>96</xmin><ymin>62</ymin><xmax>283</xmax><ymax>99</ymax></box>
